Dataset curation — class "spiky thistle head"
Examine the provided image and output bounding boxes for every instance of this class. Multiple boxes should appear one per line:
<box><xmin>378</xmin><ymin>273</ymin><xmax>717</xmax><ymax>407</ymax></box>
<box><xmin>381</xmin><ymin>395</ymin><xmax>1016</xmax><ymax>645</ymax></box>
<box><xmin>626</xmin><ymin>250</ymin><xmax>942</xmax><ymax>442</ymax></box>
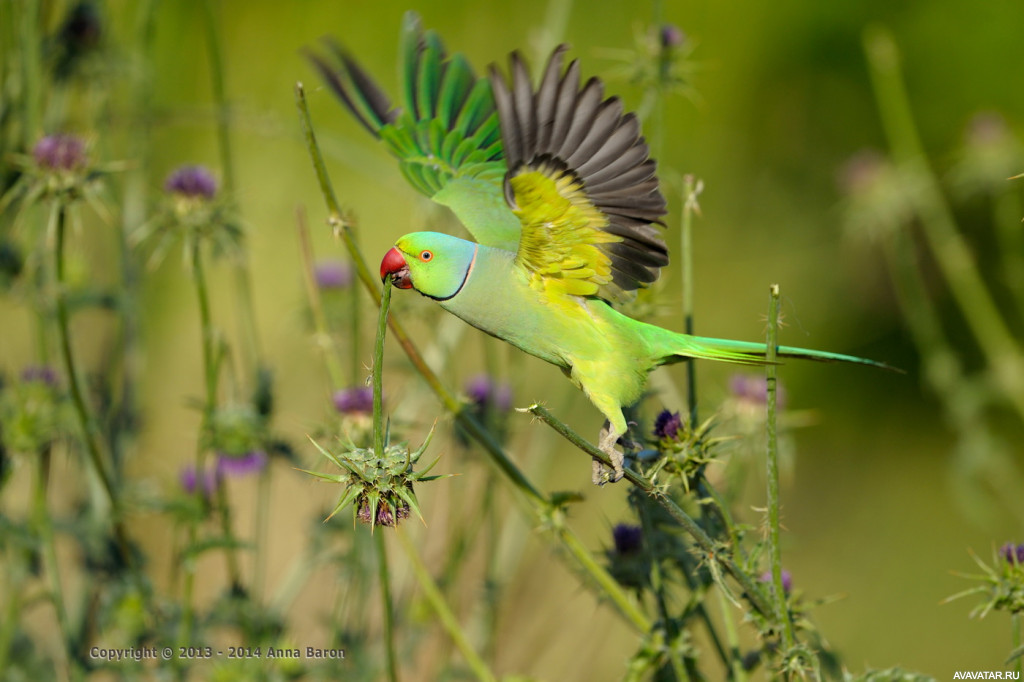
<box><xmin>302</xmin><ymin>424</ymin><xmax>444</xmax><ymax>529</ymax></box>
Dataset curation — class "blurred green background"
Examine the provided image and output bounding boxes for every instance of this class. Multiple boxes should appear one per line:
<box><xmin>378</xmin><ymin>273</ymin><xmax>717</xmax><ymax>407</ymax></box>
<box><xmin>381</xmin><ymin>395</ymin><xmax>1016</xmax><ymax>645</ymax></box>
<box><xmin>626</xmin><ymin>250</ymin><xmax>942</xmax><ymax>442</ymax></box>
<box><xmin>4</xmin><ymin>0</ymin><xmax>1024</xmax><ymax>678</ymax></box>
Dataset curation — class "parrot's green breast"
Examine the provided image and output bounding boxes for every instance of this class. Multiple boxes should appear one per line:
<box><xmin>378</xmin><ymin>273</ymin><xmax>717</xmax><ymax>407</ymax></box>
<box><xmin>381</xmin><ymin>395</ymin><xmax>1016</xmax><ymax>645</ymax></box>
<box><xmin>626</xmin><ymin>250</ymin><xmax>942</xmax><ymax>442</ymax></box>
<box><xmin>439</xmin><ymin>244</ymin><xmax>662</xmax><ymax>408</ymax></box>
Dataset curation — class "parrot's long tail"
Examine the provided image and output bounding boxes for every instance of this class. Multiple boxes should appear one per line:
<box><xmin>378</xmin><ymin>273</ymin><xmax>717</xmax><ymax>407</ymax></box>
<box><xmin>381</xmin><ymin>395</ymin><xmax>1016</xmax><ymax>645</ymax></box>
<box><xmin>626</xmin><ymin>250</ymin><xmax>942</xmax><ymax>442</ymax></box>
<box><xmin>664</xmin><ymin>334</ymin><xmax>899</xmax><ymax>372</ymax></box>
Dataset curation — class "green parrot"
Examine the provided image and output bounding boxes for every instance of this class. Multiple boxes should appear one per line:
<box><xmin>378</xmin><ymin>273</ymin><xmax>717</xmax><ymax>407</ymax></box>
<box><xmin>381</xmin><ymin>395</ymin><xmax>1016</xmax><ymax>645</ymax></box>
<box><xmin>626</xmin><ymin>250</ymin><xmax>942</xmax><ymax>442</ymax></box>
<box><xmin>309</xmin><ymin>13</ymin><xmax>890</xmax><ymax>483</ymax></box>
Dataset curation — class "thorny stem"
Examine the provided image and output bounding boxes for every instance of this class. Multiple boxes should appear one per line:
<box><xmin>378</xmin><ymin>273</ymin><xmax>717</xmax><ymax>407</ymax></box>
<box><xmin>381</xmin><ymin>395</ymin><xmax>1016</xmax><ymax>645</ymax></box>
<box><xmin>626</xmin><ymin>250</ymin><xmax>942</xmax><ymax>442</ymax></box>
<box><xmin>371</xmin><ymin>278</ymin><xmax>399</xmax><ymax>682</ymax></box>
<box><xmin>396</xmin><ymin>529</ymin><xmax>498</xmax><ymax>682</ymax></box>
<box><xmin>373</xmin><ymin>279</ymin><xmax>392</xmax><ymax>457</ymax></box>
<box><xmin>52</xmin><ymin>201</ymin><xmax>134</xmax><ymax>567</ymax></box>
<box><xmin>375</xmin><ymin>532</ymin><xmax>400</xmax><ymax>682</ymax></box>
<box><xmin>765</xmin><ymin>284</ymin><xmax>794</xmax><ymax>650</ymax></box>
<box><xmin>525</xmin><ymin>403</ymin><xmax>773</xmax><ymax>620</ymax></box>
<box><xmin>681</xmin><ymin>176</ymin><xmax>700</xmax><ymax>428</ymax></box>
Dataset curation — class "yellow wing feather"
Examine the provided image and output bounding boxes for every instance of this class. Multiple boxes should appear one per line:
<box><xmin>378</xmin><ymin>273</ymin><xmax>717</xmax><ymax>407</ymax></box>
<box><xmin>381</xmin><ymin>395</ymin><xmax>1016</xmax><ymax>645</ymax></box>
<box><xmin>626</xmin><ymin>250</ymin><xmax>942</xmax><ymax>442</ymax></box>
<box><xmin>510</xmin><ymin>162</ymin><xmax>621</xmax><ymax>300</ymax></box>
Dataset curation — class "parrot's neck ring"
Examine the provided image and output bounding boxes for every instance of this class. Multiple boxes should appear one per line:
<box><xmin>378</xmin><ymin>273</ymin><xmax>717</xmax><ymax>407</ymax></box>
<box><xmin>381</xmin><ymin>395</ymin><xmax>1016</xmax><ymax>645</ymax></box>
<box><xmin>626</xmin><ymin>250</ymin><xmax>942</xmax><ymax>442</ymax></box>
<box><xmin>427</xmin><ymin>244</ymin><xmax>478</xmax><ymax>302</ymax></box>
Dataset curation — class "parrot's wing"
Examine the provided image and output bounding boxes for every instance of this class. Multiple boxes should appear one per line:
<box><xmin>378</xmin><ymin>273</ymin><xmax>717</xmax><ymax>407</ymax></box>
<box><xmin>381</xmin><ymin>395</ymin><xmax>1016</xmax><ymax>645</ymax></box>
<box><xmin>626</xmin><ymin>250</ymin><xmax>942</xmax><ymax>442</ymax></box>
<box><xmin>489</xmin><ymin>48</ymin><xmax>669</xmax><ymax>304</ymax></box>
<box><xmin>308</xmin><ymin>12</ymin><xmax>521</xmax><ymax>251</ymax></box>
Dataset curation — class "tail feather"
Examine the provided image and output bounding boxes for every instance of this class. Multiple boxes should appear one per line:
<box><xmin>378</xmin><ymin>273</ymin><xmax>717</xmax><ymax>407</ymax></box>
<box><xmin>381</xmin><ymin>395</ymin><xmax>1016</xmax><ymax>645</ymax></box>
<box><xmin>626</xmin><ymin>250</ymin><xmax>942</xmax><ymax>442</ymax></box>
<box><xmin>668</xmin><ymin>335</ymin><xmax>898</xmax><ymax>372</ymax></box>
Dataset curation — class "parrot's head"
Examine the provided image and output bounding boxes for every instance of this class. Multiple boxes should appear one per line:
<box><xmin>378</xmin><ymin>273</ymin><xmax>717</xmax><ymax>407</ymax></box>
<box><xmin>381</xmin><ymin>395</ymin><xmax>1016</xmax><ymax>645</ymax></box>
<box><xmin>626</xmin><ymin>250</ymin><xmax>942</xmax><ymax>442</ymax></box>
<box><xmin>379</xmin><ymin>232</ymin><xmax>478</xmax><ymax>300</ymax></box>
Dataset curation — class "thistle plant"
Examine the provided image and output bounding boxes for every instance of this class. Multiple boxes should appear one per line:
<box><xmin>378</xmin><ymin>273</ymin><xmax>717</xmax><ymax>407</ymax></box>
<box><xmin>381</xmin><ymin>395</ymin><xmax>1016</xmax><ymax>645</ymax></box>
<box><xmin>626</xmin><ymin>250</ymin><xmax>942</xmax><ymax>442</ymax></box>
<box><xmin>0</xmin><ymin>3</ymin><xmax>997</xmax><ymax>680</ymax></box>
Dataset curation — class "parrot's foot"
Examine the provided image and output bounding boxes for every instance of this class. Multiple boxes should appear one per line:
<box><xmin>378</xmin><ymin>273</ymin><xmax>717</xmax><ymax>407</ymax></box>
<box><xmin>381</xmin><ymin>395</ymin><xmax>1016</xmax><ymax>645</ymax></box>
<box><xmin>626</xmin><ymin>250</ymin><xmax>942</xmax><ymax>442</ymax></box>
<box><xmin>593</xmin><ymin>423</ymin><xmax>625</xmax><ymax>485</ymax></box>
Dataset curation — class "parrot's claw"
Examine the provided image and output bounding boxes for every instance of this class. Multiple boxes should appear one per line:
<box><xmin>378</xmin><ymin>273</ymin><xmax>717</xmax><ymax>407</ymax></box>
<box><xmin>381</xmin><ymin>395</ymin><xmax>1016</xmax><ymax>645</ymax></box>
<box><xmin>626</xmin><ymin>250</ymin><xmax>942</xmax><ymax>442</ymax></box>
<box><xmin>593</xmin><ymin>423</ymin><xmax>625</xmax><ymax>485</ymax></box>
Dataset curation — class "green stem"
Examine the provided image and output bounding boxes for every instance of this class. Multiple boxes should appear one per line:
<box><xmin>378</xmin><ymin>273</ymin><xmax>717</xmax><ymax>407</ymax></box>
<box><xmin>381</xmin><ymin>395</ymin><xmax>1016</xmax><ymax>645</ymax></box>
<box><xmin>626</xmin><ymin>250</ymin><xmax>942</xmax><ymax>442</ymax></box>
<box><xmin>556</xmin><ymin>522</ymin><xmax>651</xmax><ymax>632</ymax></box>
<box><xmin>201</xmin><ymin>0</ymin><xmax>263</xmax><ymax>380</ymax></box>
<box><xmin>1013</xmin><ymin>612</ymin><xmax>1022</xmax><ymax>678</ymax></box>
<box><xmin>215</xmin><ymin>482</ymin><xmax>242</xmax><ymax>592</ymax></box>
<box><xmin>395</xmin><ymin>530</ymin><xmax>497</xmax><ymax>682</ymax></box>
<box><xmin>765</xmin><ymin>284</ymin><xmax>794</xmax><ymax>649</ymax></box>
<box><xmin>638</xmin><ymin>501</ymin><xmax>687</xmax><ymax>679</ymax></box>
<box><xmin>0</xmin><ymin>566</ymin><xmax>23</xmax><ymax>674</ymax></box>
<box><xmin>177</xmin><ymin>522</ymin><xmax>198</xmax><ymax>676</ymax></box>
<box><xmin>375</xmin><ymin>531</ymin><xmax>399</xmax><ymax>682</ymax></box>
<box><xmin>526</xmin><ymin>403</ymin><xmax>773</xmax><ymax>620</ymax></box>
<box><xmin>864</xmin><ymin>27</ymin><xmax>1024</xmax><ymax>417</ymax></box>
<box><xmin>52</xmin><ymin>201</ymin><xmax>134</xmax><ymax>567</ymax></box>
<box><xmin>190</xmin><ymin>238</ymin><xmax>242</xmax><ymax>590</ymax></box>
<box><xmin>716</xmin><ymin>588</ymin><xmax>747</xmax><ymax>682</ymax></box>
<box><xmin>373</xmin><ymin>279</ymin><xmax>392</xmax><ymax>457</ymax></box>
<box><xmin>33</xmin><ymin>449</ymin><xmax>76</xmax><ymax>679</ymax></box>
<box><xmin>681</xmin><ymin>176</ymin><xmax>700</xmax><ymax>428</ymax></box>
<box><xmin>254</xmin><ymin>466</ymin><xmax>271</xmax><ymax>603</ymax></box>
<box><xmin>19</xmin><ymin>0</ymin><xmax>42</xmax><ymax>147</ymax></box>
<box><xmin>201</xmin><ymin>0</ymin><xmax>235</xmax><ymax>195</ymax></box>
<box><xmin>296</xmin><ymin>208</ymin><xmax>346</xmax><ymax>390</ymax></box>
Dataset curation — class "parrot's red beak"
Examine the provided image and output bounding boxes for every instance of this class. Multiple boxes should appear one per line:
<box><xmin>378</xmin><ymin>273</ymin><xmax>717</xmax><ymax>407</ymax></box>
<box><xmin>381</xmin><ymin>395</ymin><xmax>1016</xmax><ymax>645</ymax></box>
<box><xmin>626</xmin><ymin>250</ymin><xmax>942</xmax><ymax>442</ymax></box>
<box><xmin>380</xmin><ymin>247</ymin><xmax>413</xmax><ymax>289</ymax></box>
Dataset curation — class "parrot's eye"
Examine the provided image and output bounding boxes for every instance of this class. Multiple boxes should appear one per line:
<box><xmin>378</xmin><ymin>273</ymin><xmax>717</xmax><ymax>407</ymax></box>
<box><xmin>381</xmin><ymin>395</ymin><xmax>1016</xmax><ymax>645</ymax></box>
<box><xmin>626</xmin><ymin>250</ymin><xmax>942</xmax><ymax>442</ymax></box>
<box><xmin>419</xmin><ymin>250</ymin><xmax>433</xmax><ymax>262</ymax></box>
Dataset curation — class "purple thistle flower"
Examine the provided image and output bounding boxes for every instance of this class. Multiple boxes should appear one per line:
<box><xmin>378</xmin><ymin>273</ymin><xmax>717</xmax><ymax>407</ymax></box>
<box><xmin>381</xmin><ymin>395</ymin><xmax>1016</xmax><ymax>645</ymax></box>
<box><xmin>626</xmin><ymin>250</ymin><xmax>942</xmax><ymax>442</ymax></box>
<box><xmin>333</xmin><ymin>386</ymin><xmax>373</xmax><ymax>415</ymax></box>
<box><xmin>760</xmin><ymin>569</ymin><xmax>793</xmax><ymax>594</ymax></box>
<box><xmin>612</xmin><ymin>523</ymin><xmax>643</xmax><ymax>555</ymax></box>
<box><xmin>216</xmin><ymin>450</ymin><xmax>268</xmax><ymax>477</ymax></box>
<box><xmin>164</xmin><ymin>165</ymin><xmax>218</xmax><ymax>200</ymax></box>
<box><xmin>730</xmin><ymin>374</ymin><xmax>786</xmax><ymax>410</ymax></box>
<box><xmin>33</xmin><ymin>134</ymin><xmax>87</xmax><ymax>171</ymax></box>
<box><xmin>179</xmin><ymin>464</ymin><xmax>221</xmax><ymax>498</ymax></box>
<box><xmin>20</xmin><ymin>365</ymin><xmax>59</xmax><ymax>388</ymax></box>
<box><xmin>653</xmin><ymin>409</ymin><xmax>683</xmax><ymax>440</ymax></box>
<box><xmin>659</xmin><ymin>24</ymin><xmax>686</xmax><ymax>50</ymax></box>
<box><xmin>314</xmin><ymin>260</ymin><xmax>353</xmax><ymax>290</ymax></box>
<box><xmin>1000</xmin><ymin>542</ymin><xmax>1024</xmax><ymax>565</ymax></box>
<box><xmin>465</xmin><ymin>374</ymin><xmax>512</xmax><ymax>411</ymax></box>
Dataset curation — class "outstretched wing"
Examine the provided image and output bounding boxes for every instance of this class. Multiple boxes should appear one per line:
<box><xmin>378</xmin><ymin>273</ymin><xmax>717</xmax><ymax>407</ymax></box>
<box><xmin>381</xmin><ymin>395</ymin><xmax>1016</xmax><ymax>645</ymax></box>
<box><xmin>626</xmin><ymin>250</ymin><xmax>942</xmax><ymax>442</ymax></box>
<box><xmin>307</xmin><ymin>12</ymin><xmax>521</xmax><ymax>251</ymax></box>
<box><xmin>489</xmin><ymin>48</ymin><xmax>669</xmax><ymax>304</ymax></box>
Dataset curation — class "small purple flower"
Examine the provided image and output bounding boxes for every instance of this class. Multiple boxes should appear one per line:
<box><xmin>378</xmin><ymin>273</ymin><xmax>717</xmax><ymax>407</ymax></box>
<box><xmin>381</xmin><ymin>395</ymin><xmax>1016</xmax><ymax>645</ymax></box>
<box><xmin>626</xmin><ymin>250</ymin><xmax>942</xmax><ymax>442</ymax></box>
<box><xmin>730</xmin><ymin>374</ymin><xmax>786</xmax><ymax>410</ymax></box>
<box><xmin>1000</xmin><ymin>542</ymin><xmax>1024</xmax><ymax>565</ymax></box>
<box><xmin>333</xmin><ymin>386</ymin><xmax>373</xmax><ymax>415</ymax></box>
<box><xmin>314</xmin><ymin>260</ymin><xmax>353</xmax><ymax>290</ymax></box>
<box><xmin>836</xmin><ymin>149</ymin><xmax>887</xmax><ymax>197</ymax></box>
<box><xmin>653</xmin><ymin>409</ymin><xmax>683</xmax><ymax>440</ymax></box>
<box><xmin>216</xmin><ymin>450</ymin><xmax>268</xmax><ymax>477</ymax></box>
<box><xmin>356</xmin><ymin>496</ymin><xmax>410</xmax><ymax>528</ymax></box>
<box><xmin>179</xmin><ymin>464</ymin><xmax>221</xmax><ymax>498</ymax></box>
<box><xmin>164</xmin><ymin>165</ymin><xmax>218</xmax><ymax>200</ymax></box>
<box><xmin>33</xmin><ymin>134</ymin><xmax>87</xmax><ymax>171</ymax></box>
<box><xmin>659</xmin><ymin>24</ymin><xmax>686</xmax><ymax>50</ymax></box>
<box><xmin>612</xmin><ymin>523</ymin><xmax>643</xmax><ymax>555</ymax></box>
<box><xmin>966</xmin><ymin>112</ymin><xmax>1010</xmax><ymax>148</ymax></box>
<box><xmin>760</xmin><ymin>569</ymin><xmax>793</xmax><ymax>594</ymax></box>
<box><xmin>465</xmin><ymin>374</ymin><xmax>512</xmax><ymax>411</ymax></box>
<box><xmin>20</xmin><ymin>365</ymin><xmax>59</xmax><ymax>388</ymax></box>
